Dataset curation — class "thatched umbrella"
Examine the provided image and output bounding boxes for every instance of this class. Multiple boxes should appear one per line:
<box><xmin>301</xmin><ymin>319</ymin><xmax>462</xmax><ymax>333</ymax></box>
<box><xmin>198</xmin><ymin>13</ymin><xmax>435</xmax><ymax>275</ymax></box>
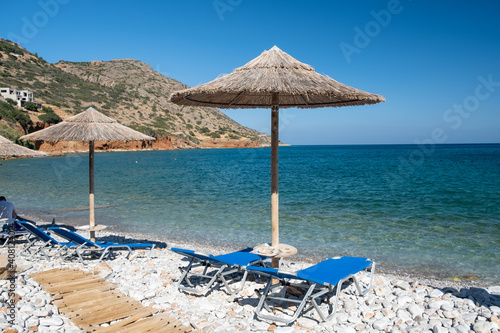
<box><xmin>20</xmin><ymin>107</ymin><xmax>155</xmax><ymax>241</ymax></box>
<box><xmin>0</xmin><ymin>134</ymin><xmax>47</xmax><ymax>159</ymax></box>
<box><xmin>171</xmin><ymin>46</ymin><xmax>385</xmax><ymax>266</ymax></box>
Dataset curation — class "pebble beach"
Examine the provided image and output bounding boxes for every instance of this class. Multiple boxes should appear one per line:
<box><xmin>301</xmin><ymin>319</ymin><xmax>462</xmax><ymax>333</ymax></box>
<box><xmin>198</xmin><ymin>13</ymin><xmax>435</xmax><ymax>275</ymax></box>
<box><xmin>1</xmin><ymin>226</ymin><xmax>500</xmax><ymax>333</ymax></box>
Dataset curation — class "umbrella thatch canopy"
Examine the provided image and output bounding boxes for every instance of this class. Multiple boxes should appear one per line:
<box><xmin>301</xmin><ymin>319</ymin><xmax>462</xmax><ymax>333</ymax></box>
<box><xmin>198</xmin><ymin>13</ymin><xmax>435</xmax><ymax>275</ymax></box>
<box><xmin>171</xmin><ymin>46</ymin><xmax>385</xmax><ymax>267</ymax></box>
<box><xmin>19</xmin><ymin>107</ymin><xmax>155</xmax><ymax>142</ymax></box>
<box><xmin>20</xmin><ymin>107</ymin><xmax>155</xmax><ymax>240</ymax></box>
<box><xmin>171</xmin><ymin>46</ymin><xmax>384</xmax><ymax>109</ymax></box>
<box><xmin>0</xmin><ymin>134</ymin><xmax>47</xmax><ymax>159</ymax></box>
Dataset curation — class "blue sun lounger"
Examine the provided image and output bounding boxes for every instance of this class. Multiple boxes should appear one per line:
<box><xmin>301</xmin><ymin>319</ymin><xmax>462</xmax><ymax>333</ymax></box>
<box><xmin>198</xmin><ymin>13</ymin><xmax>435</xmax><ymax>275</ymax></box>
<box><xmin>48</xmin><ymin>227</ymin><xmax>155</xmax><ymax>264</ymax></box>
<box><xmin>17</xmin><ymin>220</ymin><xmax>78</xmax><ymax>260</ymax></box>
<box><xmin>171</xmin><ymin>247</ymin><xmax>268</xmax><ymax>295</ymax></box>
<box><xmin>0</xmin><ymin>220</ymin><xmax>29</xmax><ymax>247</ymax></box>
<box><xmin>246</xmin><ymin>256</ymin><xmax>375</xmax><ymax>323</ymax></box>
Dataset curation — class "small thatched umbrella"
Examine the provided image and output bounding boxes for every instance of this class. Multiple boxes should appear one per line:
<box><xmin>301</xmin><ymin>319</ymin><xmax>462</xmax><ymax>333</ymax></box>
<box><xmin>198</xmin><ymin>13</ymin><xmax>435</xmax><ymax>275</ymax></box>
<box><xmin>171</xmin><ymin>46</ymin><xmax>385</xmax><ymax>266</ymax></box>
<box><xmin>0</xmin><ymin>134</ymin><xmax>47</xmax><ymax>159</ymax></box>
<box><xmin>20</xmin><ymin>107</ymin><xmax>155</xmax><ymax>241</ymax></box>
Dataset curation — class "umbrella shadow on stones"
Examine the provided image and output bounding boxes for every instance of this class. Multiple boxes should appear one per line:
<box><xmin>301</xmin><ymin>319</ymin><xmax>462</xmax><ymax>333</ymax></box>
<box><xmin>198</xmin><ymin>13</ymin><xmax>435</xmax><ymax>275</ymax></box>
<box><xmin>441</xmin><ymin>285</ymin><xmax>500</xmax><ymax>309</ymax></box>
<box><xmin>236</xmin><ymin>291</ymin><xmax>321</xmax><ymax>326</ymax></box>
<box><xmin>97</xmin><ymin>234</ymin><xmax>167</xmax><ymax>249</ymax></box>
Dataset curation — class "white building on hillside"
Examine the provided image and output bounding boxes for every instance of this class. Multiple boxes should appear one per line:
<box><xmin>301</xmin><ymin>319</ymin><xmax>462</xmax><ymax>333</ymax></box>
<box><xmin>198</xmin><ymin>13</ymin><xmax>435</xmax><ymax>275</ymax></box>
<box><xmin>0</xmin><ymin>87</ymin><xmax>34</xmax><ymax>107</ymax></box>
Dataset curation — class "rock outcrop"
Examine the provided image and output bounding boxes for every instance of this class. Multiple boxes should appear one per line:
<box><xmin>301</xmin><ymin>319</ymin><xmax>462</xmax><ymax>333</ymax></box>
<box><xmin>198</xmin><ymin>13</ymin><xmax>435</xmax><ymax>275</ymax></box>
<box><xmin>35</xmin><ymin>135</ymin><xmax>267</xmax><ymax>153</ymax></box>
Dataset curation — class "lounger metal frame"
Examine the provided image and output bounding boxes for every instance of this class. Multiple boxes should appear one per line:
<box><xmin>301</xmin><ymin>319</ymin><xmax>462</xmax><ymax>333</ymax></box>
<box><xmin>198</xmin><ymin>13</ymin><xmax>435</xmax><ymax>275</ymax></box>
<box><xmin>17</xmin><ymin>221</ymin><xmax>74</xmax><ymax>260</ymax></box>
<box><xmin>249</xmin><ymin>256</ymin><xmax>375</xmax><ymax>323</ymax></box>
<box><xmin>171</xmin><ymin>247</ymin><xmax>267</xmax><ymax>295</ymax></box>
<box><xmin>0</xmin><ymin>230</ymin><xmax>29</xmax><ymax>247</ymax></box>
<box><xmin>0</xmin><ymin>219</ymin><xmax>29</xmax><ymax>247</ymax></box>
<box><xmin>48</xmin><ymin>227</ymin><xmax>155</xmax><ymax>264</ymax></box>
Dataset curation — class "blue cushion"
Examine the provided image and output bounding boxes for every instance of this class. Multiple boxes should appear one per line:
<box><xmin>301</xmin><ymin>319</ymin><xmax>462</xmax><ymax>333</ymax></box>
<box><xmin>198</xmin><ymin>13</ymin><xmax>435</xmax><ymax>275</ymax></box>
<box><xmin>297</xmin><ymin>257</ymin><xmax>371</xmax><ymax>286</ymax></box>
<box><xmin>212</xmin><ymin>250</ymin><xmax>262</xmax><ymax>267</ymax></box>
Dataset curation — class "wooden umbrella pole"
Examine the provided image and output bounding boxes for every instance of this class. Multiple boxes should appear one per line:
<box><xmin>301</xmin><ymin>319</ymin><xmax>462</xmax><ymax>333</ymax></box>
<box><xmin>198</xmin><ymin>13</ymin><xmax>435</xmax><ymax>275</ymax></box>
<box><xmin>271</xmin><ymin>93</ymin><xmax>280</xmax><ymax>269</ymax></box>
<box><xmin>89</xmin><ymin>140</ymin><xmax>96</xmax><ymax>242</ymax></box>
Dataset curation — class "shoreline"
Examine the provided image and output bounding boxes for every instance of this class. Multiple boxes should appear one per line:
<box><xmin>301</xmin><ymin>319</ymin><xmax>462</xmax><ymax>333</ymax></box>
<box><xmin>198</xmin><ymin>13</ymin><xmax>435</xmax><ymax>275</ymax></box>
<box><xmin>31</xmin><ymin>221</ymin><xmax>494</xmax><ymax>290</ymax></box>
<box><xmin>23</xmin><ymin>220</ymin><xmax>499</xmax><ymax>289</ymax></box>
<box><xmin>97</xmin><ymin>230</ymin><xmax>493</xmax><ymax>290</ymax></box>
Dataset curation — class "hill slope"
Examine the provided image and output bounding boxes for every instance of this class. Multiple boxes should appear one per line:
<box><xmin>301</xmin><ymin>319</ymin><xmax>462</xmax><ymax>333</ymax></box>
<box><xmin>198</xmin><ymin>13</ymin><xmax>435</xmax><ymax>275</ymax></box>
<box><xmin>0</xmin><ymin>38</ymin><xmax>270</xmax><ymax>149</ymax></box>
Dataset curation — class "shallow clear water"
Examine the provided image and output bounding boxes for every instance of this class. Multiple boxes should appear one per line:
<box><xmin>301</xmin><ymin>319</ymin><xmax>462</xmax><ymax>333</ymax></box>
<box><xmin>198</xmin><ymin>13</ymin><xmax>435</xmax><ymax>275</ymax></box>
<box><xmin>1</xmin><ymin>144</ymin><xmax>499</xmax><ymax>283</ymax></box>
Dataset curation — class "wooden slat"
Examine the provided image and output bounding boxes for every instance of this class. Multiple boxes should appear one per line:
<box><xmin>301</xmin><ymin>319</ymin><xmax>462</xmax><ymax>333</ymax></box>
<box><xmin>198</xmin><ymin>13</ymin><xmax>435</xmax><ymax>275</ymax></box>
<box><xmin>41</xmin><ymin>276</ymin><xmax>98</xmax><ymax>286</ymax></box>
<box><xmin>147</xmin><ymin>315</ymin><xmax>193</xmax><ymax>333</ymax></box>
<box><xmin>63</xmin><ymin>296</ymin><xmax>142</xmax><ymax>317</ymax></box>
<box><xmin>146</xmin><ymin>316</ymin><xmax>193</xmax><ymax>333</ymax></box>
<box><xmin>75</xmin><ymin>303</ymin><xmax>144</xmax><ymax>325</ymax></box>
<box><xmin>92</xmin><ymin>308</ymin><xmax>158</xmax><ymax>333</ymax></box>
<box><xmin>54</xmin><ymin>290</ymin><xmax>119</xmax><ymax>305</ymax></box>
<box><xmin>63</xmin><ymin>298</ymin><xmax>139</xmax><ymax>319</ymax></box>
<box><xmin>67</xmin><ymin>300</ymin><xmax>140</xmax><ymax>321</ymax></box>
<box><xmin>55</xmin><ymin>292</ymin><xmax>126</xmax><ymax>309</ymax></box>
<box><xmin>112</xmin><ymin>314</ymin><xmax>191</xmax><ymax>333</ymax></box>
<box><xmin>31</xmin><ymin>268</ymin><xmax>86</xmax><ymax>279</ymax></box>
<box><xmin>47</xmin><ymin>280</ymin><xmax>108</xmax><ymax>293</ymax></box>
<box><xmin>43</xmin><ymin>275</ymin><xmax>105</xmax><ymax>287</ymax></box>
<box><xmin>43</xmin><ymin>276</ymin><xmax>105</xmax><ymax>290</ymax></box>
<box><xmin>45</xmin><ymin>280</ymin><xmax>108</xmax><ymax>294</ymax></box>
<box><xmin>34</xmin><ymin>268</ymin><xmax>88</xmax><ymax>277</ymax></box>
<box><xmin>52</xmin><ymin>285</ymin><xmax>117</xmax><ymax>301</ymax></box>
<box><xmin>116</xmin><ymin>316</ymin><xmax>166</xmax><ymax>333</ymax></box>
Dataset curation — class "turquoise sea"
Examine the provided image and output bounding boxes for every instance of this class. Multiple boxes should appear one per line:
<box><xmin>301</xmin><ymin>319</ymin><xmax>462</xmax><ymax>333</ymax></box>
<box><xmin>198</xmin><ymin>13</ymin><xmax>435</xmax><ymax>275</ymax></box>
<box><xmin>1</xmin><ymin>144</ymin><xmax>499</xmax><ymax>284</ymax></box>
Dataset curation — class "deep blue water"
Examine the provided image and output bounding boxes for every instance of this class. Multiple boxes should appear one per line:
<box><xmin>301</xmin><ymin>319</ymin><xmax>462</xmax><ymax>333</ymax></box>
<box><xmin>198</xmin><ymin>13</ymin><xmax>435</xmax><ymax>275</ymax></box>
<box><xmin>1</xmin><ymin>144</ymin><xmax>499</xmax><ymax>283</ymax></box>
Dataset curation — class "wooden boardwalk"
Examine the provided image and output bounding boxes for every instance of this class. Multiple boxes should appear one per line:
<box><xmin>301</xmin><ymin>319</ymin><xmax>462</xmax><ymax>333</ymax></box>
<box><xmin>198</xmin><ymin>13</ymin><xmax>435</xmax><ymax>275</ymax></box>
<box><xmin>31</xmin><ymin>268</ymin><xmax>195</xmax><ymax>333</ymax></box>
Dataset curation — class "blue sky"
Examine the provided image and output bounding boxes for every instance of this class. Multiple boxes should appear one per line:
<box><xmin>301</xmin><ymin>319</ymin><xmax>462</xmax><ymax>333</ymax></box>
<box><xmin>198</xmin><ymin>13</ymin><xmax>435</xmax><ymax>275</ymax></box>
<box><xmin>1</xmin><ymin>0</ymin><xmax>499</xmax><ymax>145</ymax></box>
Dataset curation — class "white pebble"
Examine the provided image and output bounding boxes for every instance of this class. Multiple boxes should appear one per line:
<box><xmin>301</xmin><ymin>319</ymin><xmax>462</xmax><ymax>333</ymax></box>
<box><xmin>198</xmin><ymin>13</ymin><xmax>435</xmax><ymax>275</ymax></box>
<box><xmin>373</xmin><ymin>318</ymin><xmax>390</xmax><ymax>330</ymax></box>
<box><xmin>429</xmin><ymin>289</ymin><xmax>444</xmax><ymax>298</ymax></box>
<box><xmin>39</xmin><ymin>316</ymin><xmax>64</xmax><ymax>326</ymax></box>
<box><xmin>473</xmin><ymin>321</ymin><xmax>494</xmax><ymax>333</ymax></box>
<box><xmin>25</xmin><ymin>317</ymin><xmax>39</xmax><ymax>328</ymax></box>
<box><xmin>395</xmin><ymin>280</ymin><xmax>411</xmax><ymax>291</ymax></box>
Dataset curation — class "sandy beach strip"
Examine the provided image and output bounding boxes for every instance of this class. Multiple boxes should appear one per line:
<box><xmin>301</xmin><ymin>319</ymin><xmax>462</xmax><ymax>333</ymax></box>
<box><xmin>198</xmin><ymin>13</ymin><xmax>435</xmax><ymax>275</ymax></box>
<box><xmin>1</xmin><ymin>225</ymin><xmax>499</xmax><ymax>332</ymax></box>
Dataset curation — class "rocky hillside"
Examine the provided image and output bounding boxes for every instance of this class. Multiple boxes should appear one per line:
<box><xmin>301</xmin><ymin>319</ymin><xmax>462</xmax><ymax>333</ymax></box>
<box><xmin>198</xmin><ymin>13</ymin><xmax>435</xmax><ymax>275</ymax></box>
<box><xmin>0</xmin><ymin>38</ymin><xmax>270</xmax><ymax>149</ymax></box>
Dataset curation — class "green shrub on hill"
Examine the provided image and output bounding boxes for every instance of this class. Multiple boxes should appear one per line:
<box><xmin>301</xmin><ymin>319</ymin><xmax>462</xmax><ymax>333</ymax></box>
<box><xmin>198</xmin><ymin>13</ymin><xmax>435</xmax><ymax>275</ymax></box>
<box><xmin>0</xmin><ymin>123</ymin><xmax>20</xmax><ymax>141</ymax></box>
<box><xmin>130</xmin><ymin>124</ymin><xmax>166</xmax><ymax>137</ymax></box>
<box><xmin>0</xmin><ymin>100</ymin><xmax>32</xmax><ymax>132</ymax></box>
<box><xmin>41</xmin><ymin>106</ymin><xmax>54</xmax><ymax>113</ymax></box>
<box><xmin>5</xmin><ymin>98</ymin><xmax>17</xmax><ymax>106</ymax></box>
<box><xmin>38</xmin><ymin>112</ymin><xmax>61</xmax><ymax>124</ymax></box>
<box><xmin>0</xmin><ymin>40</ymin><xmax>24</xmax><ymax>55</ymax></box>
<box><xmin>200</xmin><ymin>127</ymin><xmax>210</xmax><ymax>134</ymax></box>
<box><xmin>38</xmin><ymin>106</ymin><xmax>62</xmax><ymax>124</ymax></box>
<box><xmin>24</xmin><ymin>101</ymin><xmax>38</xmax><ymax>111</ymax></box>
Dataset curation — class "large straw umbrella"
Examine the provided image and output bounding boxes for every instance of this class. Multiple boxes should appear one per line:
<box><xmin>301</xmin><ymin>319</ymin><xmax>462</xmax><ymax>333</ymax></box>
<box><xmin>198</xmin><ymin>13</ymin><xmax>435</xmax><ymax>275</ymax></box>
<box><xmin>20</xmin><ymin>107</ymin><xmax>155</xmax><ymax>241</ymax></box>
<box><xmin>0</xmin><ymin>134</ymin><xmax>47</xmax><ymax>159</ymax></box>
<box><xmin>171</xmin><ymin>46</ymin><xmax>385</xmax><ymax>266</ymax></box>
